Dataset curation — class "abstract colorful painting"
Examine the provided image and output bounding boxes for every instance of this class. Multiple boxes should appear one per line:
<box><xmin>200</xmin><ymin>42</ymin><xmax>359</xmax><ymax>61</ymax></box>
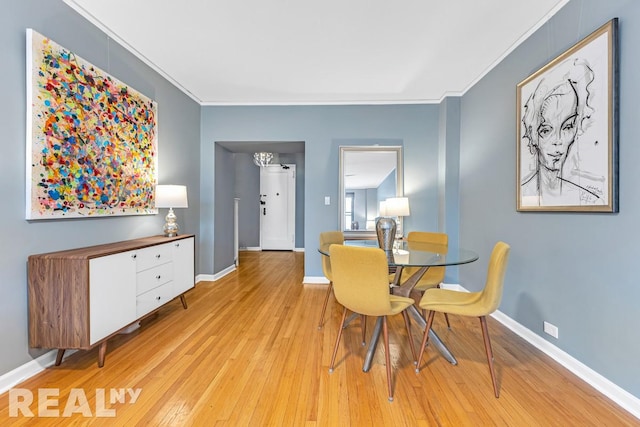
<box><xmin>26</xmin><ymin>29</ymin><xmax>158</xmax><ymax>219</ymax></box>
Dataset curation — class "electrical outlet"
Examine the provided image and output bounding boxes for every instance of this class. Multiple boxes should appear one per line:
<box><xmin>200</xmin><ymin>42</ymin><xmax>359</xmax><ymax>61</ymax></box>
<box><xmin>543</xmin><ymin>321</ymin><xmax>559</xmax><ymax>339</ymax></box>
<box><xmin>324</xmin><ymin>196</ymin><xmax>330</xmax><ymax>205</ymax></box>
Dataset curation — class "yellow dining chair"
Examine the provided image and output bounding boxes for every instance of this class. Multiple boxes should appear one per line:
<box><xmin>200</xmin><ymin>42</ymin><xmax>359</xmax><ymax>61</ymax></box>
<box><xmin>317</xmin><ymin>231</ymin><xmax>344</xmax><ymax>329</ymax></box>
<box><xmin>416</xmin><ymin>241</ymin><xmax>510</xmax><ymax>398</ymax></box>
<box><xmin>397</xmin><ymin>231</ymin><xmax>451</xmax><ymax>328</ymax></box>
<box><xmin>329</xmin><ymin>244</ymin><xmax>417</xmax><ymax>402</ymax></box>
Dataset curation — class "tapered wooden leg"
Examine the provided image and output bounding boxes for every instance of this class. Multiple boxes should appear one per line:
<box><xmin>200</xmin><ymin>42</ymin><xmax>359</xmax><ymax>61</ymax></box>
<box><xmin>180</xmin><ymin>294</ymin><xmax>188</xmax><ymax>309</ymax></box>
<box><xmin>98</xmin><ymin>341</ymin><xmax>107</xmax><ymax>368</ymax></box>
<box><xmin>480</xmin><ymin>316</ymin><xmax>499</xmax><ymax>398</ymax></box>
<box><xmin>382</xmin><ymin>317</ymin><xmax>393</xmax><ymax>402</ymax></box>
<box><xmin>361</xmin><ymin>315</ymin><xmax>367</xmax><ymax>346</ymax></box>
<box><xmin>329</xmin><ymin>307</ymin><xmax>348</xmax><ymax>373</ymax></box>
<box><xmin>402</xmin><ymin>310</ymin><xmax>417</xmax><ymax>364</ymax></box>
<box><xmin>55</xmin><ymin>349</ymin><xmax>65</xmax><ymax>366</ymax></box>
<box><xmin>416</xmin><ymin>310</ymin><xmax>436</xmax><ymax>372</ymax></box>
<box><xmin>317</xmin><ymin>282</ymin><xmax>333</xmax><ymax>329</ymax></box>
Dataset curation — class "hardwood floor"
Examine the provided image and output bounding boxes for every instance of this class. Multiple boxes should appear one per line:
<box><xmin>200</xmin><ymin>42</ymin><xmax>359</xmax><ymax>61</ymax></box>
<box><xmin>1</xmin><ymin>250</ymin><xmax>637</xmax><ymax>426</ymax></box>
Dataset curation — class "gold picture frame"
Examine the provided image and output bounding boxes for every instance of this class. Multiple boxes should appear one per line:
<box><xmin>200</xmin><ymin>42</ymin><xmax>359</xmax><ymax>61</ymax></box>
<box><xmin>516</xmin><ymin>18</ymin><xmax>618</xmax><ymax>212</ymax></box>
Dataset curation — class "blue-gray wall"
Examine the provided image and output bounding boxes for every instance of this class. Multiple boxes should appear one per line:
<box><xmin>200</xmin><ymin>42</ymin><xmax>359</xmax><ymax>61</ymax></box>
<box><xmin>233</xmin><ymin>153</ymin><xmax>260</xmax><ymax>248</ymax></box>
<box><xmin>378</xmin><ymin>169</ymin><xmax>397</xmax><ymax>204</ymax></box>
<box><xmin>0</xmin><ymin>0</ymin><xmax>200</xmax><ymax>376</ymax></box>
<box><xmin>278</xmin><ymin>152</ymin><xmax>306</xmax><ymax>248</ymax></box>
<box><xmin>214</xmin><ymin>144</ymin><xmax>235</xmax><ymax>271</ymax></box>
<box><xmin>199</xmin><ymin>105</ymin><xmax>440</xmax><ymax>279</ymax></box>
<box><xmin>459</xmin><ymin>0</ymin><xmax>639</xmax><ymax>397</ymax></box>
<box><xmin>438</xmin><ymin>97</ymin><xmax>461</xmax><ymax>245</ymax></box>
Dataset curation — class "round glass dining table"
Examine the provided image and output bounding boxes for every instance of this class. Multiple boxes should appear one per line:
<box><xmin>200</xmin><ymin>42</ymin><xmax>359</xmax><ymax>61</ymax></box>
<box><xmin>319</xmin><ymin>239</ymin><xmax>477</xmax><ymax>269</ymax></box>
<box><xmin>318</xmin><ymin>239</ymin><xmax>479</xmax><ymax>371</ymax></box>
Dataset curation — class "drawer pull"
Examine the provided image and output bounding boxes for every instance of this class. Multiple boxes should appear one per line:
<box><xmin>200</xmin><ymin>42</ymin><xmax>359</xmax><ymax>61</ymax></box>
<box><xmin>156</xmin><ymin>296</ymin><xmax>161</xmax><ymax>301</ymax></box>
<box><xmin>156</xmin><ymin>254</ymin><xmax>161</xmax><ymax>259</ymax></box>
<box><xmin>156</xmin><ymin>275</ymin><xmax>161</xmax><ymax>280</ymax></box>
<box><xmin>131</xmin><ymin>254</ymin><xmax>137</xmax><ymax>259</ymax></box>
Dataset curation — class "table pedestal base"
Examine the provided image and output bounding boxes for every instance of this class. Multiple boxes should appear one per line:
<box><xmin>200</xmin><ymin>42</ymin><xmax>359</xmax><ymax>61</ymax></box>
<box><xmin>362</xmin><ymin>305</ymin><xmax>457</xmax><ymax>372</ymax></box>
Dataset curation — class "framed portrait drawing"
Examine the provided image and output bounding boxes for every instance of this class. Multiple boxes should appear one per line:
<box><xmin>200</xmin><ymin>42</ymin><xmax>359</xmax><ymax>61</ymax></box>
<box><xmin>26</xmin><ymin>29</ymin><xmax>158</xmax><ymax>219</ymax></box>
<box><xmin>516</xmin><ymin>18</ymin><xmax>619</xmax><ymax>212</ymax></box>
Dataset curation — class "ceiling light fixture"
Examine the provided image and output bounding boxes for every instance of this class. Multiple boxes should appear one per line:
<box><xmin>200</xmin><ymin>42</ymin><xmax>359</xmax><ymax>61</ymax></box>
<box><xmin>253</xmin><ymin>152</ymin><xmax>274</xmax><ymax>167</ymax></box>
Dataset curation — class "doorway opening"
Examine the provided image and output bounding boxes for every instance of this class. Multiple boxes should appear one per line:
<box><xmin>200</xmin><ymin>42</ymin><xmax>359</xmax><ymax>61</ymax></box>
<box><xmin>214</xmin><ymin>141</ymin><xmax>305</xmax><ymax>273</ymax></box>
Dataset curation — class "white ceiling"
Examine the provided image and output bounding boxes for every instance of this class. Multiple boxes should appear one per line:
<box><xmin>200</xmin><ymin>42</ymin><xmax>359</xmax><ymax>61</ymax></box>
<box><xmin>63</xmin><ymin>0</ymin><xmax>568</xmax><ymax>106</ymax></box>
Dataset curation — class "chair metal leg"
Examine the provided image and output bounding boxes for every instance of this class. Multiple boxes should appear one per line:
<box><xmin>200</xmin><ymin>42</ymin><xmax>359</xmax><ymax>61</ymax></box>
<box><xmin>363</xmin><ymin>317</ymin><xmax>383</xmax><ymax>372</ymax></box>
<box><xmin>318</xmin><ymin>282</ymin><xmax>333</xmax><ymax>329</ymax></box>
<box><xmin>329</xmin><ymin>307</ymin><xmax>348</xmax><ymax>373</ymax></box>
<box><xmin>343</xmin><ymin>313</ymin><xmax>359</xmax><ymax>329</ymax></box>
<box><xmin>361</xmin><ymin>315</ymin><xmax>367</xmax><ymax>346</ymax></box>
<box><xmin>479</xmin><ymin>316</ymin><xmax>500</xmax><ymax>398</ymax></box>
<box><xmin>416</xmin><ymin>310</ymin><xmax>436</xmax><ymax>372</ymax></box>
<box><xmin>382</xmin><ymin>316</ymin><xmax>394</xmax><ymax>402</ymax></box>
<box><xmin>401</xmin><ymin>310</ymin><xmax>417</xmax><ymax>364</ymax></box>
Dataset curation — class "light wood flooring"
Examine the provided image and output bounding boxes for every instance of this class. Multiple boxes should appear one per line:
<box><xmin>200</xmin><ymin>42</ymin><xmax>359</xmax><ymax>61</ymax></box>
<box><xmin>0</xmin><ymin>250</ymin><xmax>637</xmax><ymax>426</ymax></box>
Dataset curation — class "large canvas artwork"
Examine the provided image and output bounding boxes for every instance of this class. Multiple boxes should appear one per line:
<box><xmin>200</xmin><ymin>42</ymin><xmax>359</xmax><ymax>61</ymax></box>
<box><xmin>516</xmin><ymin>19</ymin><xmax>618</xmax><ymax>212</ymax></box>
<box><xmin>26</xmin><ymin>29</ymin><xmax>158</xmax><ymax>219</ymax></box>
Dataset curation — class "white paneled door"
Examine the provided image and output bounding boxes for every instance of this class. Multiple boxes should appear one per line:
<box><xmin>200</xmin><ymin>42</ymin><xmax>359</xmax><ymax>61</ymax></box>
<box><xmin>260</xmin><ymin>164</ymin><xmax>295</xmax><ymax>250</ymax></box>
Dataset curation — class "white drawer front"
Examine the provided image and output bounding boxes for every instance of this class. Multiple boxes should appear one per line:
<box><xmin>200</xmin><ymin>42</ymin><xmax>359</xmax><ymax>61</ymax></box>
<box><xmin>136</xmin><ymin>243</ymin><xmax>172</xmax><ymax>272</ymax></box>
<box><xmin>136</xmin><ymin>282</ymin><xmax>175</xmax><ymax>318</ymax></box>
<box><xmin>136</xmin><ymin>262</ymin><xmax>174</xmax><ymax>295</ymax></box>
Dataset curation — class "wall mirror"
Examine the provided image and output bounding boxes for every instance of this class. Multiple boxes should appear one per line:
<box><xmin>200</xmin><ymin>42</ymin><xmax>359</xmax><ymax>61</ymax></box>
<box><xmin>339</xmin><ymin>146</ymin><xmax>403</xmax><ymax>238</ymax></box>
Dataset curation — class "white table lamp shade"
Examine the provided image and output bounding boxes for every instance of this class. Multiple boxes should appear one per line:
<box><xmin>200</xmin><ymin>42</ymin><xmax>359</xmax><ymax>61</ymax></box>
<box><xmin>155</xmin><ymin>185</ymin><xmax>188</xmax><ymax>208</ymax></box>
<box><xmin>379</xmin><ymin>200</ymin><xmax>388</xmax><ymax>217</ymax></box>
<box><xmin>385</xmin><ymin>197</ymin><xmax>410</xmax><ymax>217</ymax></box>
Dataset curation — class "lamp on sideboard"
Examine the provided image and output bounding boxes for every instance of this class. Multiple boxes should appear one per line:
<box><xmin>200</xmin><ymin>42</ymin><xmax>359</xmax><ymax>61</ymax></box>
<box><xmin>375</xmin><ymin>197</ymin><xmax>410</xmax><ymax>251</ymax></box>
<box><xmin>155</xmin><ymin>185</ymin><xmax>189</xmax><ymax>237</ymax></box>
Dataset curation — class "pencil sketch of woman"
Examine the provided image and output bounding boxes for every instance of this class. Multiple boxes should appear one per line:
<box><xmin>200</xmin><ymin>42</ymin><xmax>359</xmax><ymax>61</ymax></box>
<box><xmin>520</xmin><ymin>58</ymin><xmax>604</xmax><ymax>206</ymax></box>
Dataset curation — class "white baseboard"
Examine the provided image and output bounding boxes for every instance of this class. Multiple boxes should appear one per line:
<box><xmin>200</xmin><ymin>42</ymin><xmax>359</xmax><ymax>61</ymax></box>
<box><xmin>3</xmin><ymin>281</ymin><xmax>637</xmax><ymax>419</ymax></box>
<box><xmin>0</xmin><ymin>350</ymin><xmax>77</xmax><ymax>395</ymax></box>
<box><xmin>443</xmin><ymin>283</ymin><xmax>640</xmax><ymax>419</ymax></box>
<box><xmin>294</xmin><ymin>247</ymin><xmax>305</xmax><ymax>252</ymax></box>
<box><xmin>439</xmin><ymin>283</ymin><xmax>461</xmax><ymax>291</ymax></box>
<box><xmin>196</xmin><ymin>265</ymin><xmax>236</xmax><ymax>283</ymax></box>
<box><xmin>491</xmin><ymin>310</ymin><xmax>640</xmax><ymax>419</ymax></box>
<box><xmin>214</xmin><ymin>265</ymin><xmax>236</xmax><ymax>281</ymax></box>
<box><xmin>303</xmin><ymin>276</ymin><xmax>329</xmax><ymax>284</ymax></box>
<box><xmin>195</xmin><ymin>273</ymin><xmax>214</xmax><ymax>282</ymax></box>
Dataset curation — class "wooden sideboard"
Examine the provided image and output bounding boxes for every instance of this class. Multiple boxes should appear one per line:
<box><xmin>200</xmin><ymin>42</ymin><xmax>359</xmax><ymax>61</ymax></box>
<box><xmin>28</xmin><ymin>234</ymin><xmax>195</xmax><ymax>367</ymax></box>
